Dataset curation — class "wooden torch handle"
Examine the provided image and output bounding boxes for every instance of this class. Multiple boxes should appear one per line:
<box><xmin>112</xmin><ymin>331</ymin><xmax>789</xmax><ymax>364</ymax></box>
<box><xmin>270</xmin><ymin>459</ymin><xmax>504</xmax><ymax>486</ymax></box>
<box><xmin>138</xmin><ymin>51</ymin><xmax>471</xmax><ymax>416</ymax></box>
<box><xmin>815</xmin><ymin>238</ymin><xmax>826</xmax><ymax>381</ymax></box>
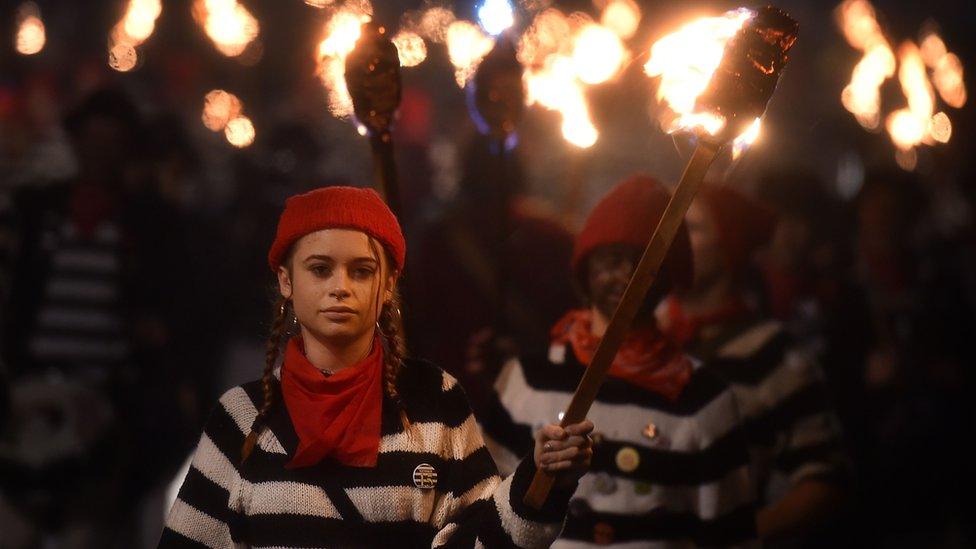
<box><xmin>369</xmin><ymin>130</ymin><xmax>402</xmax><ymax>218</ymax></box>
<box><xmin>523</xmin><ymin>141</ymin><xmax>721</xmax><ymax>510</ymax></box>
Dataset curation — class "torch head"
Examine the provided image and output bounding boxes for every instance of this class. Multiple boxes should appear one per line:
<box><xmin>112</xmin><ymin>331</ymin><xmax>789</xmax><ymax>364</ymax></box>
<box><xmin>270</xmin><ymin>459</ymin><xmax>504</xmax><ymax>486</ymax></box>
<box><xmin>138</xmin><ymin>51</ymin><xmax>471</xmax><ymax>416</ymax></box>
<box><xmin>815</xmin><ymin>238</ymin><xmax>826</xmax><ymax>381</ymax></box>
<box><xmin>345</xmin><ymin>22</ymin><xmax>402</xmax><ymax>137</ymax></box>
<box><xmin>697</xmin><ymin>5</ymin><xmax>798</xmax><ymax>144</ymax></box>
<box><xmin>470</xmin><ymin>35</ymin><xmax>525</xmax><ymax>140</ymax></box>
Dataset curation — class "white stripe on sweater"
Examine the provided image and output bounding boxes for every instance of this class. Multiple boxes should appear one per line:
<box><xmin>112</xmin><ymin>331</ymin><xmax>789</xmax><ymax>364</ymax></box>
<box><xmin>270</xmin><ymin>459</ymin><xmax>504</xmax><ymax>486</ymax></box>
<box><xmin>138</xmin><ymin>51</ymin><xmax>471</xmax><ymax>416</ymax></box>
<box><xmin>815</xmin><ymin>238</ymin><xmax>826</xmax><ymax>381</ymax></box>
<box><xmin>483</xmin><ymin>432</ymin><xmax>521</xmax><ymax>477</ymax></box>
<box><xmin>165</xmin><ymin>499</ymin><xmax>232</xmax><ymax>548</ymax></box>
<box><xmin>245</xmin><ymin>480</ymin><xmax>341</xmax><ymax>519</ymax></box>
<box><xmin>493</xmin><ymin>472</ymin><xmax>565</xmax><ymax>548</ymax></box>
<box><xmin>431</xmin><ymin>476</ymin><xmax>498</xmax><ymax>528</ymax></box>
<box><xmin>219</xmin><ymin>386</ymin><xmax>287</xmax><ymax>454</ymax></box>
<box><xmin>496</xmin><ymin>358</ymin><xmax>740</xmax><ymax>452</ymax></box>
<box><xmin>380</xmin><ymin>415</ymin><xmax>484</xmax><ymax>460</ymax></box>
<box><xmin>192</xmin><ymin>434</ymin><xmax>242</xmax><ymax>492</ymax></box>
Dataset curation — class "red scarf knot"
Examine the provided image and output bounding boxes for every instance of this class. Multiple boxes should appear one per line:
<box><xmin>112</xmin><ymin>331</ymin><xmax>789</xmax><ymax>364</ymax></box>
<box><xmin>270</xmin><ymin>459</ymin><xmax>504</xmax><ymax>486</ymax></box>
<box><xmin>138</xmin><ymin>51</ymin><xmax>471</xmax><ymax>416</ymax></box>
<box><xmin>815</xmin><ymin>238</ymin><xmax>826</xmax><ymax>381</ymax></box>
<box><xmin>550</xmin><ymin>309</ymin><xmax>692</xmax><ymax>401</ymax></box>
<box><xmin>280</xmin><ymin>337</ymin><xmax>384</xmax><ymax>469</ymax></box>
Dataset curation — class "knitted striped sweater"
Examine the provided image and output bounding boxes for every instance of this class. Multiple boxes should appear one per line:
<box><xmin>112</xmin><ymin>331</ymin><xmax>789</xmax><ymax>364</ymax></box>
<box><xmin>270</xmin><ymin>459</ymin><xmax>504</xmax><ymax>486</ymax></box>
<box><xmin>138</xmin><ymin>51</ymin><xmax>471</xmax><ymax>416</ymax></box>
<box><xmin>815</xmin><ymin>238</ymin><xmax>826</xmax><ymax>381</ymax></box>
<box><xmin>159</xmin><ymin>358</ymin><xmax>572</xmax><ymax>548</ymax></box>
<box><xmin>689</xmin><ymin>320</ymin><xmax>849</xmax><ymax>499</ymax></box>
<box><xmin>481</xmin><ymin>344</ymin><xmax>759</xmax><ymax>548</ymax></box>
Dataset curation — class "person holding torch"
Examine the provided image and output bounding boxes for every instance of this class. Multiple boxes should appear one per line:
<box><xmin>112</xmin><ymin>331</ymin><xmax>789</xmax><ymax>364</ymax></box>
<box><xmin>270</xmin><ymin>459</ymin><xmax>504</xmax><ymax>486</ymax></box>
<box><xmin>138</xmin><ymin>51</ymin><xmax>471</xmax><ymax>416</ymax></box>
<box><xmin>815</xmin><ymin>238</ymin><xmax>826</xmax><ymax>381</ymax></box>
<box><xmin>159</xmin><ymin>186</ymin><xmax>593</xmax><ymax>547</ymax></box>
<box><xmin>480</xmin><ymin>175</ymin><xmax>758</xmax><ymax>547</ymax></box>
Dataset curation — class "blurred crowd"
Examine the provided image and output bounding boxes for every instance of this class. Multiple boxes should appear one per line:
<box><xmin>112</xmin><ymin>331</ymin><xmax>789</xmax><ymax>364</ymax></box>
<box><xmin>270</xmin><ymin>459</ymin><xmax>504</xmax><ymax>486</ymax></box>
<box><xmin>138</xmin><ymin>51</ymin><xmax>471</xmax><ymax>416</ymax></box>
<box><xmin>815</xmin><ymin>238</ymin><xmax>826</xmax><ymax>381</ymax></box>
<box><xmin>0</xmin><ymin>75</ymin><xmax>974</xmax><ymax>549</ymax></box>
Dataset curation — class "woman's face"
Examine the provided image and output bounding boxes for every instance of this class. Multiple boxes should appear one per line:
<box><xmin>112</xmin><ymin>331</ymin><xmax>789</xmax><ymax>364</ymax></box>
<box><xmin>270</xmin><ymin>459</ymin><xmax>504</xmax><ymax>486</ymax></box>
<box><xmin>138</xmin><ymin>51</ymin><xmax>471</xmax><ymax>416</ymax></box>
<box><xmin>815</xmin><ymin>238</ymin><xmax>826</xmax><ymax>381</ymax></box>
<box><xmin>277</xmin><ymin>229</ymin><xmax>394</xmax><ymax>346</ymax></box>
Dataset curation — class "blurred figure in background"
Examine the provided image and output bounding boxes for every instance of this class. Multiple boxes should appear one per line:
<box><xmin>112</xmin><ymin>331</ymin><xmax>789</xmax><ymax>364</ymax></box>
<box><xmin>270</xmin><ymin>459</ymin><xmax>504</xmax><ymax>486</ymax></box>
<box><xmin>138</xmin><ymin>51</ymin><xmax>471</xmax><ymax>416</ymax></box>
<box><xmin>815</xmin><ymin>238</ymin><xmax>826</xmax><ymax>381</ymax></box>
<box><xmin>0</xmin><ymin>88</ymin><xmax>197</xmax><ymax>548</ymax></box>
<box><xmin>406</xmin><ymin>133</ymin><xmax>575</xmax><ymax>411</ymax></box>
<box><xmin>660</xmin><ymin>184</ymin><xmax>849</xmax><ymax>545</ymax></box>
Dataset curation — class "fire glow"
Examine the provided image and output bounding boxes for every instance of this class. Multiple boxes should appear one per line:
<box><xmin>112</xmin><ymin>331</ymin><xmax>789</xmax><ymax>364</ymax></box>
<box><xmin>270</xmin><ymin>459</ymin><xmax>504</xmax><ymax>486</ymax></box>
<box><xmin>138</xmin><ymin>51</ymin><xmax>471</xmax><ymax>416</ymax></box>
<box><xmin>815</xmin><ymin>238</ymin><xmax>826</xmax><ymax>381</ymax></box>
<box><xmin>835</xmin><ymin>0</ymin><xmax>895</xmax><ymax>130</ymax></box>
<box><xmin>108</xmin><ymin>0</ymin><xmax>162</xmax><ymax>71</ymax></box>
<box><xmin>15</xmin><ymin>3</ymin><xmax>45</xmax><ymax>56</ymax></box>
<box><xmin>643</xmin><ymin>8</ymin><xmax>757</xmax><ymax>143</ymax></box>
<box><xmin>447</xmin><ymin>20</ymin><xmax>496</xmax><ymax>87</ymax></box>
<box><xmin>193</xmin><ymin>0</ymin><xmax>260</xmax><ymax>57</ymax></box>
<box><xmin>316</xmin><ymin>3</ymin><xmax>373</xmax><ymax>118</ymax></box>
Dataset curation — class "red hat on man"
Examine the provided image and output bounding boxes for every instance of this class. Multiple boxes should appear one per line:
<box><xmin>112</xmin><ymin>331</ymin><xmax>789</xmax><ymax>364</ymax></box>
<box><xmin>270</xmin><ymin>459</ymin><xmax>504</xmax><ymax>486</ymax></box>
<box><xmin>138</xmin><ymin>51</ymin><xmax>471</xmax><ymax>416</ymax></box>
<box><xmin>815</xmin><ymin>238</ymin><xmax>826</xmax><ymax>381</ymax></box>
<box><xmin>572</xmin><ymin>175</ymin><xmax>693</xmax><ymax>292</ymax></box>
<box><xmin>268</xmin><ymin>186</ymin><xmax>406</xmax><ymax>273</ymax></box>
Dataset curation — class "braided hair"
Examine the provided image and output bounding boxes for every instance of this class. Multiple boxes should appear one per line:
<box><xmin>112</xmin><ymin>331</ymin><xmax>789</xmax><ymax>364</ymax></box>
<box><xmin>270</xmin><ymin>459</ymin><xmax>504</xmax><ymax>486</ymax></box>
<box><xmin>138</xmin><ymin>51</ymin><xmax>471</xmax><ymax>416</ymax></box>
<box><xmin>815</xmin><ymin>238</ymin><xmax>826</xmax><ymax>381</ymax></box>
<box><xmin>240</xmin><ymin>236</ymin><xmax>408</xmax><ymax>465</ymax></box>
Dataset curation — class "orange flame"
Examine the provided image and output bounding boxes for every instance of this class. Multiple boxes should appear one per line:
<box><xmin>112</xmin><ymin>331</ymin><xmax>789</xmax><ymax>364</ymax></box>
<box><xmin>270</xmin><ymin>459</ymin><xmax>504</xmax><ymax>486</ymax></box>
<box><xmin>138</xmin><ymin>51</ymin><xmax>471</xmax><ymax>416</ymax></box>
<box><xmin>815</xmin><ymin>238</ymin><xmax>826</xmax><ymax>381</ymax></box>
<box><xmin>107</xmin><ymin>0</ymin><xmax>162</xmax><ymax>71</ymax></box>
<box><xmin>886</xmin><ymin>41</ymin><xmax>937</xmax><ymax>151</ymax></box>
<box><xmin>731</xmin><ymin>117</ymin><xmax>761</xmax><ymax>160</ymax></box>
<box><xmin>572</xmin><ymin>22</ymin><xmax>626</xmax><ymax>85</ymax></box>
<box><xmin>393</xmin><ymin>30</ymin><xmax>427</xmax><ymax>67</ymax></box>
<box><xmin>920</xmin><ymin>32</ymin><xmax>966</xmax><ymax>109</ymax></box>
<box><xmin>598</xmin><ymin>0</ymin><xmax>641</xmax><ymax>40</ymax></box>
<box><xmin>446</xmin><ymin>20</ymin><xmax>495</xmax><ymax>87</ymax></box>
<box><xmin>316</xmin><ymin>3</ymin><xmax>372</xmax><ymax>118</ymax></box>
<box><xmin>202</xmin><ymin>90</ymin><xmax>243</xmax><ymax>132</ymax></box>
<box><xmin>836</xmin><ymin>0</ymin><xmax>895</xmax><ymax>130</ymax></box>
<box><xmin>15</xmin><ymin>3</ymin><xmax>45</xmax><ymax>56</ymax></box>
<box><xmin>193</xmin><ymin>0</ymin><xmax>260</xmax><ymax>57</ymax></box>
<box><xmin>643</xmin><ymin>8</ymin><xmax>754</xmax><ymax>139</ymax></box>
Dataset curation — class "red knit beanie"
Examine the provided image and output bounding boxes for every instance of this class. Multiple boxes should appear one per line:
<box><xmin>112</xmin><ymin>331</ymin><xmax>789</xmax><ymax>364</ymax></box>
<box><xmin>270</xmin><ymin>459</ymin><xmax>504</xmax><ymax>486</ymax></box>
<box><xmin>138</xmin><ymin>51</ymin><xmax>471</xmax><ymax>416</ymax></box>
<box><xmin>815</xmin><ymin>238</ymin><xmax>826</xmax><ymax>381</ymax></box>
<box><xmin>698</xmin><ymin>184</ymin><xmax>777</xmax><ymax>278</ymax></box>
<box><xmin>572</xmin><ymin>175</ymin><xmax>693</xmax><ymax>291</ymax></box>
<box><xmin>268</xmin><ymin>186</ymin><xmax>406</xmax><ymax>272</ymax></box>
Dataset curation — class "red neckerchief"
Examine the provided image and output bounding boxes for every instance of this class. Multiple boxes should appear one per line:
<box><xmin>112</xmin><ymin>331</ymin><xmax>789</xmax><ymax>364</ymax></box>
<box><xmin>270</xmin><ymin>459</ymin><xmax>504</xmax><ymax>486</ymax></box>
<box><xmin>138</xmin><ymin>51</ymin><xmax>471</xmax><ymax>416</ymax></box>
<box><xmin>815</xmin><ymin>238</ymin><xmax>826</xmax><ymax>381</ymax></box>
<box><xmin>281</xmin><ymin>337</ymin><xmax>383</xmax><ymax>469</ymax></box>
<box><xmin>663</xmin><ymin>295</ymin><xmax>751</xmax><ymax>349</ymax></box>
<box><xmin>551</xmin><ymin>309</ymin><xmax>692</xmax><ymax>401</ymax></box>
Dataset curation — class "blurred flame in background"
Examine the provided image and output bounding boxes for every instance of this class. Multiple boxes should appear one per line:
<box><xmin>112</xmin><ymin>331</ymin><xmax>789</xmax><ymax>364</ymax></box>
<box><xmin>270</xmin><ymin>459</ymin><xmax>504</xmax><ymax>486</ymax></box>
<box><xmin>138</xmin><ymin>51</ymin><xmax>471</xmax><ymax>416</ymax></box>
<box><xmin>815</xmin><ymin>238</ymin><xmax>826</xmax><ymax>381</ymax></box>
<box><xmin>518</xmin><ymin>2</ymin><xmax>638</xmax><ymax>148</ymax></box>
<box><xmin>15</xmin><ymin>2</ymin><xmax>46</xmax><ymax>56</ymax></box>
<box><xmin>392</xmin><ymin>31</ymin><xmax>428</xmax><ymax>67</ymax></box>
<box><xmin>201</xmin><ymin>90</ymin><xmax>243</xmax><ymax>131</ymax></box>
<box><xmin>315</xmin><ymin>2</ymin><xmax>373</xmax><ymax>118</ymax></box>
<box><xmin>304</xmin><ymin>0</ymin><xmax>336</xmax><ymax>7</ymax></box>
<box><xmin>225</xmin><ymin>115</ymin><xmax>256</xmax><ymax>147</ymax></box>
<box><xmin>193</xmin><ymin>0</ymin><xmax>260</xmax><ymax>57</ymax></box>
<box><xmin>598</xmin><ymin>0</ymin><xmax>640</xmax><ymax>40</ymax></box>
<box><xmin>836</xmin><ymin>0</ymin><xmax>966</xmax><ymax>169</ymax></box>
<box><xmin>108</xmin><ymin>0</ymin><xmax>162</xmax><ymax>71</ymax></box>
<box><xmin>836</xmin><ymin>0</ymin><xmax>895</xmax><ymax>129</ymax></box>
<box><xmin>920</xmin><ymin>31</ymin><xmax>967</xmax><ymax>108</ymax></box>
<box><xmin>731</xmin><ymin>117</ymin><xmax>761</xmax><ymax>160</ymax></box>
<box><xmin>446</xmin><ymin>20</ymin><xmax>495</xmax><ymax>87</ymax></box>
<box><xmin>643</xmin><ymin>8</ymin><xmax>755</xmax><ymax>141</ymax></box>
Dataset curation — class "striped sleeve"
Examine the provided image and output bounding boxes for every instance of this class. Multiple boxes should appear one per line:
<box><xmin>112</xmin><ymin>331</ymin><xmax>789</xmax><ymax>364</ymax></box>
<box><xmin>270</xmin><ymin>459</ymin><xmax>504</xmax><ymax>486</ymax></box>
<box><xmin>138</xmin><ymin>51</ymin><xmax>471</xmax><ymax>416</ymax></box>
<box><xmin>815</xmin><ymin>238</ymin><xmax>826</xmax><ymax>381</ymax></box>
<box><xmin>158</xmin><ymin>388</ymin><xmax>248</xmax><ymax>548</ymax></box>
<box><xmin>431</xmin><ymin>371</ymin><xmax>570</xmax><ymax>548</ymax></box>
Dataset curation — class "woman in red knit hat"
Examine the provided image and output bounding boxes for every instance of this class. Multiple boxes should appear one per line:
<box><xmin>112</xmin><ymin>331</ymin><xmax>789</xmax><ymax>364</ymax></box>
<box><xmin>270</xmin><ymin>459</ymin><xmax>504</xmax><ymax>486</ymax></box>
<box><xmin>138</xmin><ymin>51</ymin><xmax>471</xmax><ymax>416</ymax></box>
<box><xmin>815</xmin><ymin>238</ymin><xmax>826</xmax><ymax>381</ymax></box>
<box><xmin>480</xmin><ymin>176</ymin><xmax>758</xmax><ymax>547</ymax></box>
<box><xmin>160</xmin><ymin>186</ymin><xmax>593</xmax><ymax>547</ymax></box>
<box><xmin>659</xmin><ymin>184</ymin><xmax>849</xmax><ymax>543</ymax></box>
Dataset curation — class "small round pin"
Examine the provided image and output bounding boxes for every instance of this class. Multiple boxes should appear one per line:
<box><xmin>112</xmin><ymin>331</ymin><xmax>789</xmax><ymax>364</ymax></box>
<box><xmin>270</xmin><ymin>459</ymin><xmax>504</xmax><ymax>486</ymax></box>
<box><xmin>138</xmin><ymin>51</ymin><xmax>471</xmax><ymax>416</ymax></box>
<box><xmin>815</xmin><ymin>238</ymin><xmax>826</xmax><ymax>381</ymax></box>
<box><xmin>412</xmin><ymin>463</ymin><xmax>438</xmax><ymax>489</ymax></box>
<box><xmin>615</xmin><ymin>447</ymin><xmax>640</xmax><ymax>473</ymax></box>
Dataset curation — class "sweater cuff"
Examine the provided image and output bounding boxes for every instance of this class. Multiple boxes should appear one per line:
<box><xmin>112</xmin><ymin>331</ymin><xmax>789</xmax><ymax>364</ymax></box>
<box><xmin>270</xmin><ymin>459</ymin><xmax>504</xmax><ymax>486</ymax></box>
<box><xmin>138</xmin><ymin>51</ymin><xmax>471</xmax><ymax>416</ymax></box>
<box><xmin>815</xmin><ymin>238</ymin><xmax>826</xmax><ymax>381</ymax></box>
<box><xmin>508</xmin><ymin>456</ymin><xmax>578</xmax><ymax>523</ymax></box>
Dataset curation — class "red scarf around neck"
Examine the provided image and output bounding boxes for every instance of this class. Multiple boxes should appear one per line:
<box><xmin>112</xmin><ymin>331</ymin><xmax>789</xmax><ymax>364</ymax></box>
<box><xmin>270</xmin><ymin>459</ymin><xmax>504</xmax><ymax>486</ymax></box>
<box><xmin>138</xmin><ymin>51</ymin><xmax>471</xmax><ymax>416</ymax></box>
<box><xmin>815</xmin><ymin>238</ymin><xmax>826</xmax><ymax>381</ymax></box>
<box><xmin>551</xmin><ymin>309</ymin><xmax>692</xmax><ymax>401</ymax></box>
<box><xmin>280</xmin><ymin>337</ymin><xmax>384</xmax><ymax>469</ymax></box>
<box><xmin>664</xmin><ymin>295</ymin><xmax>751</xmax><ymax>349</ymax></box>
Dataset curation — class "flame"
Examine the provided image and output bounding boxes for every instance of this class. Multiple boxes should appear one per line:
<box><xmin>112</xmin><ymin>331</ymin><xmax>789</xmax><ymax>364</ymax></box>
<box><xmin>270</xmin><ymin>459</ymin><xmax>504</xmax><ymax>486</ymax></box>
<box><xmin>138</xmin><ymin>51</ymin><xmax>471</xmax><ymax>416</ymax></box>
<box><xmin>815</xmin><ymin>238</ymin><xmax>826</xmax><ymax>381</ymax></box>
<box><xmin>202</xmin><ymin>90</ymin><xmax>243</xmax><ymax>131</ymax></box>
<box><xmin>446</xmin><ymin>20</ymin><xmax>495</xmax><ymax>87</ymax></box>
<box><xmin>929</xmin><ymin>111</ymin><xmax>952</xmax><ymax>143</ymax></box>
<box><xmin>193</xmin><ymin>0</ymin><xmax>260</xmax><ymax>57</ymax></box>
<box><xmin>643</xmin><ymin>8</ymin><xmax>754</xmax><ymax>138</ymax></box>
<box><xmin>478</xmin><ymin>0</ymin><xmax>515</xmax><ymax>36</ymax></box>
<box><xmin>599</xmin><ymin>0</ymin><xmax>640</xmax><ymax>40</ymax></box>
<box><xmin>920</xmin><ymin>32</ymin><xmax>966</xmax><ymax>109</ymax></box>
<box><xmin>525</xmin><ymin>56</ymin><xmax>597</xmax><ymax>148</ymax></box>
<box><xmin>107</xmin><ymin>0</ymin><xmax>161</xmax><ymax>71</ymax></box>
<box><xmin>572</xmin><ymin>23</ymin><xmax>625</xmax><ymax>85</ymax></box>
<box><xmin>225</xmin><ymin>116</ymin><xmax>256</xmax><ymax>147</ymax></box>
<box><xmin>407</xmin><ymin>7</ymin><xmax>456</xmax><ymax>44</ymax></box>
<box><xmin>885</xmin><ymin>41</ymin><xmax>936</xmax><ymax>152</ymax></box>
<box><xmin>304</xmin><ymin>0</ymin><xmax>335</xmax><ymax>7</ymax></box>
<box><xmin>316</xmin><ymin>3</ymin><xmax>372</xmax><ymax>118</ymax></box>
<box><xmin>835</xmin><ymin>0</ymin><xmax>895</xmax><ymax>130</ymax></box>
<box><xmin>731</xmin><ymin>117</ymin><xmax>761</xmax><ymax>160</ymax></box>
<box><xmin>393</xmin><ymin>31</ymin><xmax>427</xmax><ymax>67</ymax></box>
<box><xmin>15</xmin><ymin>3</ymin><xmax>45</xmax><ymax>56</ymax></box>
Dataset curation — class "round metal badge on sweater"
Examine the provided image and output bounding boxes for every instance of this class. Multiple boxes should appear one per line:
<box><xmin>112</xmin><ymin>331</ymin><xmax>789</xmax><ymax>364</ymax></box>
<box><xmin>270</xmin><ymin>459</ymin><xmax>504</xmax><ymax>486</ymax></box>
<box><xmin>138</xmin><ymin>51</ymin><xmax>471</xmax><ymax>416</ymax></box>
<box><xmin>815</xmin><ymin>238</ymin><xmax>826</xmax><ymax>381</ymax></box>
<box><xmin>413</xmin><ymin>463</ymin><xmax>438</xmax><ymax>489</ymax></box>
<box><xmin>615</xmin><ymin>447</ymin><xmax>640</xmax><ymax>473</ymax></box>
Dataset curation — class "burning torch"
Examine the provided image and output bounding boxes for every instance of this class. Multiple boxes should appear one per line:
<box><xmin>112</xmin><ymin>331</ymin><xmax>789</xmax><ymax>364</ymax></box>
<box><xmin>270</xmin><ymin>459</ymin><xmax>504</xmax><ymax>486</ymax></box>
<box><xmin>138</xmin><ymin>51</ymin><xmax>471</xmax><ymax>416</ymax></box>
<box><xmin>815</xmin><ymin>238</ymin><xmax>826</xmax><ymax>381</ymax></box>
<box><xmin>345</xmin><ymin>22</ymin><xmax>403</xmax><ymax>215</ymax></box>
<box><xmin>524</xmin><ymin>5</ymin><xmax>799</xmax><ymax>509</ymax></box>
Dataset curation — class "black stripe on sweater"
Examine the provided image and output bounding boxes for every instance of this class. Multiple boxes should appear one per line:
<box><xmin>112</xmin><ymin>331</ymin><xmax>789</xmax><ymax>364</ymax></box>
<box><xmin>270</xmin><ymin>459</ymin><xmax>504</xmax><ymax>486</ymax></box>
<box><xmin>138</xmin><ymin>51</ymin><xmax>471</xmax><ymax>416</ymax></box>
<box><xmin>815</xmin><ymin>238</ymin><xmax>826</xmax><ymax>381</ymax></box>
<box><xmin>561</xmin><ymin>500</ymin><xmax>758</xmax><ymax>546</ymax></box>
<box><xmin>157</xmin><ymin>529</ymin><xmax>210</xmax><ymax>549</ymax></box>
<box><xmin>743</xmin><ymin>380</ymin><xmax>832</xmax><ymax>447</ymax></box>
<box><xmin>480</xmin><ymin>392</ymin><xmax>535</xmax><ymax>458</ymax></box>
<box><xmin>243</xmin><ymin>514</ymin><xmax>438</xmax><ymax>548</ymax></box>
<box><xmin>176</xmin><ymin>467</ymin><xmax>232</xmax><ymax>525</ymax></box>
<box><xmin>518</xmin><ymin>348</ymin><xmax>733</xmax><ymax>415</ymax></box>
<box><xmin>705</xmin><ymin>329</ymin><xmax>793</xmax><ymax>386</ymax></box>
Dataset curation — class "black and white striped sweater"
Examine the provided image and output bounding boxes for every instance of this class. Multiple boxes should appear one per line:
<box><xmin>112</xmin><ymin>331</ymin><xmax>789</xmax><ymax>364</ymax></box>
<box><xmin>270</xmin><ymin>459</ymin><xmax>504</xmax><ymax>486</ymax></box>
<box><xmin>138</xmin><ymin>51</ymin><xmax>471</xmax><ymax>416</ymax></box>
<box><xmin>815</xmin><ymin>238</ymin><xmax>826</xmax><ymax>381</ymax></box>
<box><xmin>689</xmin><ymin>320</ymin><xmax>849</xmax><ymax>500</ymax></box>
<box><xmin>159</xmin><ymin>358</ymin><xmax>572</xmax><ymax>548</ymax></box>
<box><xmin>481</xmin><ymin>344</ymin><xmax>759</xmax><ymax>548</ymax></box>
